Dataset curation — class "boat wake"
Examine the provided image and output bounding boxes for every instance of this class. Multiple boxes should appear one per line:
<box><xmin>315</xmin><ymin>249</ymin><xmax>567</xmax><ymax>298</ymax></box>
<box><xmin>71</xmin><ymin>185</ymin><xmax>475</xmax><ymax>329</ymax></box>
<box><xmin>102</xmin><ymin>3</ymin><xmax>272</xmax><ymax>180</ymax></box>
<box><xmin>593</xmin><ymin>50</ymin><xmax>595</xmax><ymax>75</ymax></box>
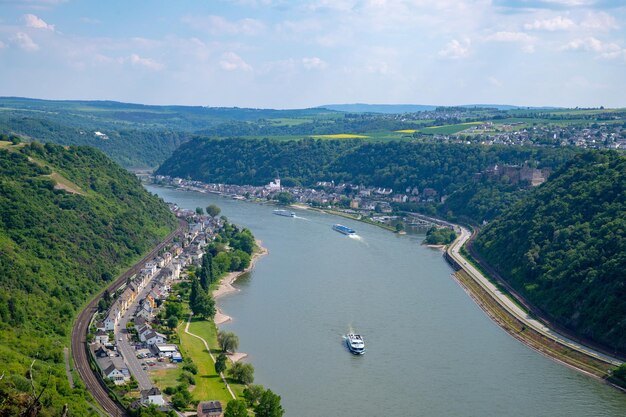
<box><xmin>348</xmin><ymin>234</ymin><xmax>366</xmax><ymax>245</ymax></box>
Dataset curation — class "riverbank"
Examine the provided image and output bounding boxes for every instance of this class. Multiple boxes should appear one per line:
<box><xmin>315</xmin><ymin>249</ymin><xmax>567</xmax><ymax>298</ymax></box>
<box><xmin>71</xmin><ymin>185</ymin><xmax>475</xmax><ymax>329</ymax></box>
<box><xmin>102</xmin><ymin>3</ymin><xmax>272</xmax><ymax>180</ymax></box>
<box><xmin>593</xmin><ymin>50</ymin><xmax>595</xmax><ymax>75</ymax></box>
<box><xmin>446</xmin><ymin>226</ymin><xmax>623</xmax><ymax>389</ymax></box>
<box><xmin>293</xmin><ymin>204</ymin><xmax>398</xmax><ymax>233</ymax></box>
<box><xmin>213</xmin><ymin>240</ymin><xmax>268</xmax><ymax>362</ymax></box>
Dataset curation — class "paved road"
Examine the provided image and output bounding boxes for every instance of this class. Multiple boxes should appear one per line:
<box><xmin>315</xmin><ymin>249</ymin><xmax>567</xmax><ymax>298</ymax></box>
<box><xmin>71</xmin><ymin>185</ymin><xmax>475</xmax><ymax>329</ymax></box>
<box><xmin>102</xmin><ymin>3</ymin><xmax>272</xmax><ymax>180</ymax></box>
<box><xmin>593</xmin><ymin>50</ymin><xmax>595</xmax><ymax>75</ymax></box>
<box><xmin>116</xmin><ymin>271</ymin><xmax>167</xmax><ymax>391</ymax></box>
<box><xmin>71</xmin><ymin>221</ymin><xmax>186</xmax><ymax>417</ymax></box>
<box><xmin>448</xmin><ymin>226</ymin><xmax>623</xmax><ymax>367</ymax></box>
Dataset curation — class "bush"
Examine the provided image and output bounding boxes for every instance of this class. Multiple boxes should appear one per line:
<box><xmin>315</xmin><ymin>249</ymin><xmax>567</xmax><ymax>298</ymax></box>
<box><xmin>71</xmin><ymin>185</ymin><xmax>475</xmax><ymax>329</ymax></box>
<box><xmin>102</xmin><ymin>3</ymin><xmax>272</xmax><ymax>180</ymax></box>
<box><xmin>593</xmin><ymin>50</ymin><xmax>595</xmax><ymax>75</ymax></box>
<box><xmin>227</xmin><ymin>362</ymin><xmax>254</xmax><ymax>385</ymax></box>
<box><xmin>215</xmin><ymin>353</ymin><xmax>227</xmax><ymax>374</ymax></box>
<box><xmin>178</xmin><ymin>372</ymin><xmax>195</xmax><ymax>386</ymax></box>
<box><xmin>171</xmin><ymin>391</ymin><xmax>191</xmax><ymax>410</ymax></box>
<box><xmin>243</xmin><ymin>384</ymin><xmax>265</xmax><ymax>406</ymax></box>
<box><xmin>224</xmin><ymin>399</ymin><xmax>249</xmax><ymax>417</ymax></box>
<box><xmin>182</xmin><ymin>358</ymin><xmax>198</xmax><ymax>375</ymax></box>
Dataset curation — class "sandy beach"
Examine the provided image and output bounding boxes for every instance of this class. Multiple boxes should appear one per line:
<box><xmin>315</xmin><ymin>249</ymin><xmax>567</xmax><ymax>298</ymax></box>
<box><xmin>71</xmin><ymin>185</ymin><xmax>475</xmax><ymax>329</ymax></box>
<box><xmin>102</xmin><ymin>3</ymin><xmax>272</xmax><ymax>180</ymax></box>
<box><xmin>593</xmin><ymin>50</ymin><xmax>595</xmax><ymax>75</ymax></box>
<box><xmin>424</xmin><ymin>244</ymin><xmax>446</xmax><ymax>251</ymax></box>
<box><xmin>213</xmin><ymin>241</ymin><xmax>269</xmax><ymax>325</ymax></box>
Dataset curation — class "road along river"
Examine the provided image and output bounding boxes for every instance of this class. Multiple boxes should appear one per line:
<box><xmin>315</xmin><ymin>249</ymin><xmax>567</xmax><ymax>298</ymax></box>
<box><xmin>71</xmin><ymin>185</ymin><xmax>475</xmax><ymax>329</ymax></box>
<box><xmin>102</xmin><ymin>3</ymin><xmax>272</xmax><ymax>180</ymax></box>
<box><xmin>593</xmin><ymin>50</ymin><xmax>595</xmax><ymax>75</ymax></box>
<box><xmin>147</xmin><ymin>185</ymin><xmax>626</xmax><ymax>417</ymax></box>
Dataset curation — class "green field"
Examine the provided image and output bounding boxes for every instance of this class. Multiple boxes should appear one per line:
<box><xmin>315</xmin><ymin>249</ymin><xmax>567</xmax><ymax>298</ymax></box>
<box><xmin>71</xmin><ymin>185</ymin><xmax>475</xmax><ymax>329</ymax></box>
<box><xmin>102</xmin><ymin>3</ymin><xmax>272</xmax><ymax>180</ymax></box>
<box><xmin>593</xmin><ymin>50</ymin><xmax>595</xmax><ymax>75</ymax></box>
<box><xmin>166</xmin><ymin>317</ymin><xmax>247</xmax><ymax>409</ymax></box>
<box><xmin>187</xmin><ymin>320</ymin><xmax>247</xmax><ymax>398</ymax></box>
<box><xmin>419</xmin><ymin>122</ymin><xmax>482</xmax><ymax>135</ymax></box>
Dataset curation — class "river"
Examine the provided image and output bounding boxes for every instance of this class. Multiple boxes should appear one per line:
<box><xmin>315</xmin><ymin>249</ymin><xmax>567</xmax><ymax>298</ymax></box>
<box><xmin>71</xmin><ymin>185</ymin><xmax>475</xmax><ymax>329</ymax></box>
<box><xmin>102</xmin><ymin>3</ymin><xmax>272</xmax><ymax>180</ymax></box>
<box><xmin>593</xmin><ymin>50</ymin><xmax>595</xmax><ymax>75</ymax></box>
<box><xmin>146</xmin><ymin>185</ymin><xmax>626</xmax><ymax>417</ymax></box>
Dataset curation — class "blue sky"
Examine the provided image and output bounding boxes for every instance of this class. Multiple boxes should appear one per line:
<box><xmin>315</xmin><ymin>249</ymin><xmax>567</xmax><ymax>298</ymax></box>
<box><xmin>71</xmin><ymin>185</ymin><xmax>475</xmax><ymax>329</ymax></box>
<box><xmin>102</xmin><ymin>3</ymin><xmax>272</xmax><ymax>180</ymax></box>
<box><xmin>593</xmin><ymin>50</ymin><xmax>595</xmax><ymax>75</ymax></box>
<box><xmin>0</xmin><ymin>0</ymin><xmax>625</xmax><ymax>108</ymax></box>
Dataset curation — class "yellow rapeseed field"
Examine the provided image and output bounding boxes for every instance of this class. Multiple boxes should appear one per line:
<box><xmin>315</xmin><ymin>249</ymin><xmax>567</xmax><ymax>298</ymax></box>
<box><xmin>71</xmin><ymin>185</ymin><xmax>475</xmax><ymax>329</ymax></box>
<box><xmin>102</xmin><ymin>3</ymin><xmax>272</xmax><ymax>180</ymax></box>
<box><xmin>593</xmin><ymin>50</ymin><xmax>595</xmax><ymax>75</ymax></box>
<box><xmin>395</xmin><ymin>129</ymin><xmax>417</xmax><ymax>133</ymax></box>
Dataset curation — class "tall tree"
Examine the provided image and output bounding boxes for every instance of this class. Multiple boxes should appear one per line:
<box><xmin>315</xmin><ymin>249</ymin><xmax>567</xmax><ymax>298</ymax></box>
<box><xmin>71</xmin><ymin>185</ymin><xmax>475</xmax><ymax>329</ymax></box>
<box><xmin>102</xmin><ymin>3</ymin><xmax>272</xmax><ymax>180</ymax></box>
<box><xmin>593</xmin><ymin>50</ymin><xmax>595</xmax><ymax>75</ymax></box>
<box><xmin>217</xmin><ymin>330</ymin><xmax>239</xmax><ymax>353</ymax></box>
<box><xmin>227</xmin><ymin>362</ymin><xmax>254</xmax><ymax>384</ymax></box>
<box><xmin>215</xmin><ymin>353</ymin><xmax>227</xmax><ymax>374</ymax></box>
<box><xmin>190</xmin><ymin>291</ymin><xmax>215</xmax><ymax>320</ymax></box>
<box><xmin>199</xmin><ymin>253</ymin><xmax>213</xmax><ymax>291</ymax></box>
<box><xmin>224</xmin><ymin>400</ymin><xmax>248</xmax><ymax>417</ymax></box>
<box><xmin>255</xmin><ymin>389</ymin><xmax>284</xmax><ymax>417</ymax></box>
<box><xmin>189</xmin><ymin>278</ymin><xmax>200</xmax><ymax>309</ymax></box>
<box><xmin>206</xmin><ymin>204</ymin><xmax>221</xmax><ymax>218</ymax></box>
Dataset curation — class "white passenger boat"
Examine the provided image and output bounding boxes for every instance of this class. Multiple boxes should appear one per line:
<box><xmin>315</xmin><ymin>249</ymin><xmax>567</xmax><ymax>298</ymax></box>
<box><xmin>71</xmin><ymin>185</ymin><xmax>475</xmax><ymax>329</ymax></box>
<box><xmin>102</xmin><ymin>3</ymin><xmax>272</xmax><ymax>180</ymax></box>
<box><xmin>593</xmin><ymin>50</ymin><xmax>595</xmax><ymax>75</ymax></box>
<box><xmin>273</xmin><ymin>209</ymin><xmax>296</xmax><ymax>217</ymax></box>
<box><xmin>346</xmin><ymin>333</ymin><xmax>365</xmax><ymax>355</ymax></box>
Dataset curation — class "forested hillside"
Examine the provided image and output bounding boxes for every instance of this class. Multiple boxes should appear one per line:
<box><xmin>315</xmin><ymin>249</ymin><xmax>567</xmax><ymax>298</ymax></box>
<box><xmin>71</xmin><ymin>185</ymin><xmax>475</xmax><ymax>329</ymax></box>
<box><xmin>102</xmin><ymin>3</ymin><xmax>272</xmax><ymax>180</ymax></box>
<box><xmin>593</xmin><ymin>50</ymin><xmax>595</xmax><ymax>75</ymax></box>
<box><xmin>156</xmin><ymin>138</ymin><xmax>577</xmax><ymax>195</ymax></box>
<box><xmin>0</xmin><ymin>141</ymin><xmax>177</xmax><ymax>416</ymax></box>
<box><xmin>0</xmin><ymin>113</ymin><xmax>192</xmax><ymax>168</ymax></box>
<box><xmin>474</xmin><ymin>151</ymin><xmax>626</xmax><ymax>352</ymax></box>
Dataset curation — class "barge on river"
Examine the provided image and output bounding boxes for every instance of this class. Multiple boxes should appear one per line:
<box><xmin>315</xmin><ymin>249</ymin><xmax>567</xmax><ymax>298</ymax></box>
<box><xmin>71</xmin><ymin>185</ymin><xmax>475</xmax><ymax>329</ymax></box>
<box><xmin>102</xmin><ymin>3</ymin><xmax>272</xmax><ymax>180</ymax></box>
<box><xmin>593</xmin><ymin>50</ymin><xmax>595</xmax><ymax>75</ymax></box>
<box><xmin>332</xmin><ymin>224</ymin><xmax>356</xmax><ymax>235</ymax></box>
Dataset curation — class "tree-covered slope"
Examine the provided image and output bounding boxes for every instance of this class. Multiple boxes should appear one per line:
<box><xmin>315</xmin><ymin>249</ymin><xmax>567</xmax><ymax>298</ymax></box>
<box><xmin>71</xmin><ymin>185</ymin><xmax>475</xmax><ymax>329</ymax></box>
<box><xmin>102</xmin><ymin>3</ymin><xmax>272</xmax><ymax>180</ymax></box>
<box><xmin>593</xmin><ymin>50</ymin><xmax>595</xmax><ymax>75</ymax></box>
<box><xmin>0</xmin><ymin>142</ymin><xmax>177</xmax><ymax>416</ymax></box>
<box><xmin>156</xmin><ymin>137</ymin><xmax>576</xmax><ymax>194</ymax></box>
<box><xmin>0</xmin><ymin>113</ymin><xmax>192</xmax><ymax>168</ymax></box>
<box><xmin>474</xmin><ymin>151</ymin><xmax>626</xmax><ymax>352</ymax></box>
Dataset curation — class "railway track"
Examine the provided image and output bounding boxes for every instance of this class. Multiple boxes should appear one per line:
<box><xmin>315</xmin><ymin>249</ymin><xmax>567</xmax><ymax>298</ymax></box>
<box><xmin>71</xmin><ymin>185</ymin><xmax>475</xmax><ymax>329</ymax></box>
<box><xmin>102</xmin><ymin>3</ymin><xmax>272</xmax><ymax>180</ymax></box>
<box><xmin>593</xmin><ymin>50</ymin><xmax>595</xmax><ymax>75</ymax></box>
<box><xmin>71</xmin><ymin>221</ymin><xmax>186</xmax><ymax>416</ymax></box>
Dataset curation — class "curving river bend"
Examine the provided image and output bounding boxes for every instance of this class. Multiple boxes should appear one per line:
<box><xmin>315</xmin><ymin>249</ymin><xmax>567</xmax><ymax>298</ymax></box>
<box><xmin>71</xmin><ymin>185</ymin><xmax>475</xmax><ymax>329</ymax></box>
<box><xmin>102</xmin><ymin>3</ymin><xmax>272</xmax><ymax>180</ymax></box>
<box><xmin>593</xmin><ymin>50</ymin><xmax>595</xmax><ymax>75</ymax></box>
<box><xmin>147</xmin><ymin>185</ymin><xmax>626</xmax><ymax>417</ymax></box>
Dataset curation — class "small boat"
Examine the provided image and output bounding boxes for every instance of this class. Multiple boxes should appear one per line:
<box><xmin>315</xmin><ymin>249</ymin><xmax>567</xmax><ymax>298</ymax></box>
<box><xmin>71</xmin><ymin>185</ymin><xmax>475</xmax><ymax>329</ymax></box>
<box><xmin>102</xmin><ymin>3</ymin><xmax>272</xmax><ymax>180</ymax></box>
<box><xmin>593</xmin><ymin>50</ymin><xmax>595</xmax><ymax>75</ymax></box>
<box><xmin>346</xmin><ymin>333</ymin><xmax>365</xmax><ymax>355</ymax></box>
<box><xmin>332</xmin><ymin>224</ymin><xmax>356</xmax><ymax>235</ymax></box>
<box><xmin>273</xmin><ymin>209</ymin><xmax>296</xmax><ymax>217</ymax></box>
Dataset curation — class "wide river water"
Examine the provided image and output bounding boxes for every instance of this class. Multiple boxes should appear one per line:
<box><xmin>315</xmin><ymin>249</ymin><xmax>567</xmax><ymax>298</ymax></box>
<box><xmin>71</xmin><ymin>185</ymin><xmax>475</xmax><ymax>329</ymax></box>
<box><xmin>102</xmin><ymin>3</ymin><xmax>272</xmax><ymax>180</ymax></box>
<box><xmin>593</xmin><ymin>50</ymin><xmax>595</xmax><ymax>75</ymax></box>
<box><xmin>147</xmin><ymin>185</ymin><xmax>626</xmax><ymax>417</ymax></box>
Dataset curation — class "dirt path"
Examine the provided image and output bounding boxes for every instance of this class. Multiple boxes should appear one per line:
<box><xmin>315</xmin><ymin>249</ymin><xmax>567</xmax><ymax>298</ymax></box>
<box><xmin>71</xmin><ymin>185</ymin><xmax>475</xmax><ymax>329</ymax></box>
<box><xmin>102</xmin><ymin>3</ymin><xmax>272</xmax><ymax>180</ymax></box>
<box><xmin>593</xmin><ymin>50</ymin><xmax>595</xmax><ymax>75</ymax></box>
<box><xmin>184</xmin><ymin>316</ymin><xmax>236</xmax><ymax>400</ymax></box>
<box><xmin>63</xmin><ymin>347</ymin><xmax>74</xmax><ymax>388</ymax></box>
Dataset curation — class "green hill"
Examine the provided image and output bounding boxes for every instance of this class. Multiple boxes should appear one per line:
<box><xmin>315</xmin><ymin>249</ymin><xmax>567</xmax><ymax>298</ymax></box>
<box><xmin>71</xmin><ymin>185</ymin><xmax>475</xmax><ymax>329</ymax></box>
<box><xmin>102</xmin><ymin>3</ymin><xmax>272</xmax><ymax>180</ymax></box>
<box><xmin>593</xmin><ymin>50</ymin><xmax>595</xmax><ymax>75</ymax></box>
<box><xmin>156</xmin><ymin>137</ymin><xmax>576</xmax><ymax>195</ymax></box>
<box><xmin>474</xmin><ymin>151</ymin><xmax>626</xmax><ymax>353</ymax></box>
<box><xmin>0</xmin><ymin>142</ymin><xmax>177</xmax><ymax>416</ymax></box>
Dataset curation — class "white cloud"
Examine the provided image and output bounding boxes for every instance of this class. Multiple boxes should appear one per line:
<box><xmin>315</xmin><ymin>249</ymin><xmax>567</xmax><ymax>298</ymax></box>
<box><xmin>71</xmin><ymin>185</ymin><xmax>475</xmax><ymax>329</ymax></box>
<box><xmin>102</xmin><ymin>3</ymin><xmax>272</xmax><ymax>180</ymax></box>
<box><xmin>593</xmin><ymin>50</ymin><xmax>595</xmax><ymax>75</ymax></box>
<box><xmin>10</xmin><ymin>32</ymin><xmax>39</xmax><ymax>51</ymax></box>
<box><xmin>219</xmin><ymin>52</ymin><xmax>252</xmax><ymax>71</ymax></box>
<box><xmin>562</xmin><ymin>37</ymin><xmax>618</xmax><ymax>53</ymax></box>
<box><xmin>23</xmin><ymin>14</ymin><xmax>55</xmax><ymax>30</ymax></box>
<box><xmin>541</xmin><ymin>0</ymin><xmax>596</xmax><ymax>5</ymax></box>
<box><xmin>302</xmin><ymin>57</ymin><xmax>327</xmax><ymax>70</ymax></box>
<box><xmin>488</xmin><ymin>76</ymin><xmax>503</xmax><ymax>87</ymax></box>
<box><xmin>561</xmin><ymin>37</ymin><xmax>625</xmax><ymax>60</ymax></box>
<box><xmin>524</xmin><ymin>16</ymin><xmax>575</xmax><ymax>31</ymax></box>
<box><xmin>485</xmin><ymin>31</ymin><xmax>536</xmax><ymax>53</ymax></box>
<box><xmin>580</xmin><ymin>12</ymin><xmax>619</xmax><ymax>31</ymax></box>
<box><xmin>129</xmin><ymin>54</ymin><xmax>163</xmax><ymax>71</ymax></box>
<box><xmin>182</xmin><ymin>15</ymin><xmax>265</xmax><ymax>36</ymax></box>
<box><xmin>438</xmin><ymin>38</ymin><xmax>471</xmax><ymax>59</ymax></box>
<box><xmin>486</xmin><ymin>31</ymin><xmax>535</xmax><ymax>42</ymax></box>
<box><xmin>305</xmin><ymin>0</ymin><xmax>357</xmax><ymax>13</ymax></box>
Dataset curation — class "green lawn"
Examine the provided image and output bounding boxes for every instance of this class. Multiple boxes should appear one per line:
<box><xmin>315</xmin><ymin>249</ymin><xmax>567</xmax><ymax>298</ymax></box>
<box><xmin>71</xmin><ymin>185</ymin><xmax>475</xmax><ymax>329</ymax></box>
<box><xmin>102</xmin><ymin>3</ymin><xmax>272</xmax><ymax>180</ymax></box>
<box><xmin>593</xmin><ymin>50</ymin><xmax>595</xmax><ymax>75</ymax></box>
<box><xmin>174</xmin><ymin>318</ymin><xmax>249</xmax><ymax>406</ymax></box>
<box><xmin>186</xmin><ymin>319</ymin><xmax>248</xmax><ymax>399</ymax></box>
<box><xmin>179</xmin><ymin>324</ymin><xmax>234</xmax><ymax>404</ymax></box>
<box><xmin>151</xmin><ymin>366</ymin><xmax>183</xmax><ymax>392</ymax></box>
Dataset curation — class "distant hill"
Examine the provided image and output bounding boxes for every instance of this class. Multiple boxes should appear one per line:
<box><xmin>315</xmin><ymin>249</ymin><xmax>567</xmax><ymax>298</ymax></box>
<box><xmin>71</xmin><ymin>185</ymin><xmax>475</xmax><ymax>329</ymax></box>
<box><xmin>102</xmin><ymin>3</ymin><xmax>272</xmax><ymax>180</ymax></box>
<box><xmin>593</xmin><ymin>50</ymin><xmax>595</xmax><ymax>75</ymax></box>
<box><xmin>320</xmin><ymin>103</ymin><xmax>438</xmax><ymax>113</ymax></box>
<box><xmin>0</xmin><ymin>141</ymin><xmax>177</xmax><ymax>415</ymax></box>
<box><xmin>319</xmin><ymin>103</ymin><xmax>544</xmax><ymax>113</ymax></box>
<box><xmin>0</xmin><ymin>97</ymin><xmax>338</xmax><ymax>168</ymax></box>
<box><xmin>474</xmin><ymin>151</ymin><xmax>626</xmax><ymax>353</ymax></box>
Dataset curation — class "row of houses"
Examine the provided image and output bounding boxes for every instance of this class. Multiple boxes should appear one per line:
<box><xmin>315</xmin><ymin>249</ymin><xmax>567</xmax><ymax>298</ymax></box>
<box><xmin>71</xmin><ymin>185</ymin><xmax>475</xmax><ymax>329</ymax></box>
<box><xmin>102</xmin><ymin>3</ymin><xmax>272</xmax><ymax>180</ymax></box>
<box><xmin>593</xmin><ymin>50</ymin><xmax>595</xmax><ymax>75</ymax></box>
<box><xmin>90</xmin><ymin>244</ymin><xmax>183</xmax><ymax>386</ymax></box>
<box><xmin>92</xmin><ymin>344</ymin><xmax>131</xmax><ymax>385</ymax></box>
